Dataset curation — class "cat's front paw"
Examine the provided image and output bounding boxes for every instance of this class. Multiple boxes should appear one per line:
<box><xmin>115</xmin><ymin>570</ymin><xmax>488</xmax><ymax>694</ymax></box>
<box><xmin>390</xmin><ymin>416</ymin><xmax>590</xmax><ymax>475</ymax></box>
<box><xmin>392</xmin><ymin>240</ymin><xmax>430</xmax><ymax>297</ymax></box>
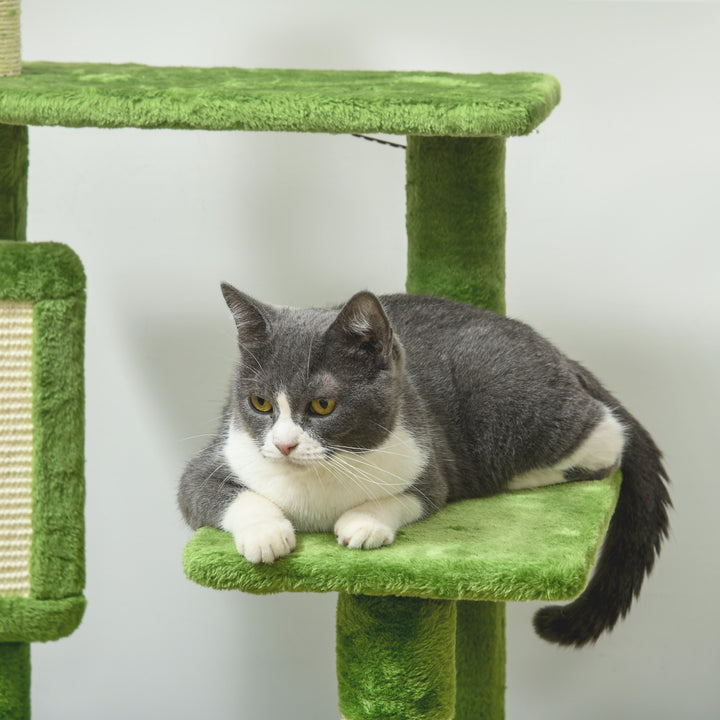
<box><xmin>334</xmin><ymin>510</ymin><xmax>395</xmax><ymax>550</ymax></box>
<box><xmin>233</xmin><ymin>519</ymin><xmax>296</xmax><ymax>564</ymax></box>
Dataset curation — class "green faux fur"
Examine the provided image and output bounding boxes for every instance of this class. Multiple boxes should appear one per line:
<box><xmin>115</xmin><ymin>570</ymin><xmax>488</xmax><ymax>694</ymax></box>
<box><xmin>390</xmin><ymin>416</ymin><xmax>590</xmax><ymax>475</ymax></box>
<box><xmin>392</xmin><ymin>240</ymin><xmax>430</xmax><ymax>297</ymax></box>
<box><xmin>406</xmin><ymin>136</ymin><xmax>506</xmax><ymax>312</ymax></box>
<box><xmin>337</xmin><ymin>594</ymin><xmax>457</xmax><ymax>720</ymax></box>
<box><xmin>0</xmin><ymin>596</ymin><xmax>86</xmax><ymax>643</ymax></box>
<box><xmin>0</xmin><ymin>644</ymin><xmax>30</xmax><ymax>720</ymax></box>
<box><xmin>183</xmin><ymin>475</ymin><xmax>621</xmax><ymax>601</ymax></box>
<box><xmin>454</xmin><ymin>601</ymin><xmax>506</xmax><ymax>719</ymax></box>
<box><xmin>0</xmin><ymin>124</ymin><xmax>27</xmax><ymax>242</ymax></box>
<box><xmin>0</xmin><ymin>241</ymin><xmax>85</xmax><ymax>302</ymax></box>
<box><xmin>186</xmin><ymin>477</ymin><xmax>618</xmax><ymax>719</ymax></box>
<box><xmin>0</xmin><ymin>63</ymin><xmax>560</xmax><ymax>136</ymax></box>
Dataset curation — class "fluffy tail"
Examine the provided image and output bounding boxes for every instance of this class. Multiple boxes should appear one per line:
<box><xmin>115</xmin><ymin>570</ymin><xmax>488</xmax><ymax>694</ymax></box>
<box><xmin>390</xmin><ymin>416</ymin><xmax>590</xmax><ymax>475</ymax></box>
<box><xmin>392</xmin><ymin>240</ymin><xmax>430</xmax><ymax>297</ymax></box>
<box><xmin>533</xmin><ymin>375</ymin><xmax>672</xmax><ymax>647</ymax></box>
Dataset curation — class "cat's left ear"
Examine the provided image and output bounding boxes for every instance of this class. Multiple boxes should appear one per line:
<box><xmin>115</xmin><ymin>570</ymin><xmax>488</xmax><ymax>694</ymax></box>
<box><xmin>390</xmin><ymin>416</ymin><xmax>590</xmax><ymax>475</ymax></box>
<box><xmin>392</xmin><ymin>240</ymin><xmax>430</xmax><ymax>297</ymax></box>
<box><xmin>328</xmin><ymin>291</ymin><xmax>394</xmax><ymax>360</ymax></box>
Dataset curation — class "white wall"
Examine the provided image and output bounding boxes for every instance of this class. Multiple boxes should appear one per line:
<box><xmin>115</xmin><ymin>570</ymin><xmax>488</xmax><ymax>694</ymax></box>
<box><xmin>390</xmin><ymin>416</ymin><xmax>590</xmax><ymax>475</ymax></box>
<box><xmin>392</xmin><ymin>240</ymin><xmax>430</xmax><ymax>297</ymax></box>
<box><xmin>20</xmin><ymin>1</ymin><xmax>719</xmax><ymax>718</ymax></box>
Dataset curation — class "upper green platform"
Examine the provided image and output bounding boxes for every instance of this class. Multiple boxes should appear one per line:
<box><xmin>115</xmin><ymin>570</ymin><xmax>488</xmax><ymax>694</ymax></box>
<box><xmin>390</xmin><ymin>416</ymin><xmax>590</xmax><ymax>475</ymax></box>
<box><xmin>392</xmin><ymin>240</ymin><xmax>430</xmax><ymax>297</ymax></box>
<box><xmin>184</xmin><ymin>473</ymin><xmax>620</xmax><ymax>603</ymax></box>
<box><xmin>0</xmin><ymin>63</ymin><xmax>560</xmax><ymax>135</ymax></box>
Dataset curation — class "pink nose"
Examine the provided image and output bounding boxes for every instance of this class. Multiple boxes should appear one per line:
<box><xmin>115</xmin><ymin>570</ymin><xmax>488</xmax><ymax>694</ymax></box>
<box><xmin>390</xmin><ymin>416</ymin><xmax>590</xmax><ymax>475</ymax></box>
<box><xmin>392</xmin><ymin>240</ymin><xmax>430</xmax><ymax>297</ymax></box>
<box><xmin>275</xmin><ymin>441</ymin><xmax>298</xmax><ymax>456</ymax></box>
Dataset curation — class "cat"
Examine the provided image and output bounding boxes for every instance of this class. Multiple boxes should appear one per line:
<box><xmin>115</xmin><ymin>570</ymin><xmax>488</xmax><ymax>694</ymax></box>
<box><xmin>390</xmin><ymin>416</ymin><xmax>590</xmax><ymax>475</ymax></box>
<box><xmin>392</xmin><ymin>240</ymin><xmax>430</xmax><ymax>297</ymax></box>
<box><xmin>178</xmin><ymin>284</ymin><xmax>671</xmax><ymax>647</ymax></box>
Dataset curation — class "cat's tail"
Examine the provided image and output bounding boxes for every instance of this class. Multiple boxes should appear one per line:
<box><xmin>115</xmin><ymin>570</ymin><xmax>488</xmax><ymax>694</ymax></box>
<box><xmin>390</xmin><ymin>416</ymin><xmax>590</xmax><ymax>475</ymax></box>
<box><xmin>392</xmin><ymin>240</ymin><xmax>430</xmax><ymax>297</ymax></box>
<box><xmin>533</xmin><ymin>369</ymin><xmax>671</xmax><ymax>647</ymax></box>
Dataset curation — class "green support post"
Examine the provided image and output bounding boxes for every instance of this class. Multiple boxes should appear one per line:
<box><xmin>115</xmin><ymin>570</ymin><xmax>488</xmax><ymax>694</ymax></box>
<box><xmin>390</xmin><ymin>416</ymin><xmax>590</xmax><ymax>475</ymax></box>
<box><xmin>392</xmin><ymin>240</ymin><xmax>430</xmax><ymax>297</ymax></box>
<box><xmin>337</xmin><ymin>134</ymin><xmax>510</xmax><ymax>720</ymax></box>
<box><xmin>0</xmin><ymin>643</ymin><xmax>30</xmax><ymax>720</ymax></box>
<box><xmin>0</xmin><ymin>121</ymin><xmax>30</xmax><ymax>720</ymax></box>
<box><xmin>337</xmin><ymin>594</ymin><xmax>457</xmax><ymax>720</ymax></box>
<box><xmin>454</xmin><ymin>601</ymin><xmax>506</xmax><ymax>720</ymax></box>
<box><xmin>405</xmin><ymin>135</ymin><xmax>509</xmax><ymax>719</ymax></box>
<box><xmin>406</xmin><ymin>136</ymin><xmax>506</xmax><ymax>314</ymax></box>
<box><xmin>0</xmin><ymin>124</ymin><xmax>28</xmax><ymax>242</ymax></box>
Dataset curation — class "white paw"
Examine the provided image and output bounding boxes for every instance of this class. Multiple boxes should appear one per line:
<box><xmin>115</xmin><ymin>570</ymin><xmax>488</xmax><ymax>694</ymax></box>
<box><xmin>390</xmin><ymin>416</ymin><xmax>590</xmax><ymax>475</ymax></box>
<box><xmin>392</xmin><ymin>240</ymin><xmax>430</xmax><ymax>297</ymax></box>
<box><xmin>334</xmin><ymin>510</ymin><xmax>395</xmax><ymax>550</ymax></box>
<box><xmin>233</xmin><ymin>518</ymin><xmax>296</xmax><ymax>564</ymax></box>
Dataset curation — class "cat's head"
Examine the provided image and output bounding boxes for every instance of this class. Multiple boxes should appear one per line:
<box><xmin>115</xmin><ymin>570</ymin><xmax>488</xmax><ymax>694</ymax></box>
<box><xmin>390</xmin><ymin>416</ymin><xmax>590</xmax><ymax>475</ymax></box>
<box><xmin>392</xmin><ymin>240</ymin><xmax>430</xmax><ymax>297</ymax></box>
<box><xmin>221</xmin><ymin>284</ymin><xmax>405</xmax><ymax>466</ymax></box>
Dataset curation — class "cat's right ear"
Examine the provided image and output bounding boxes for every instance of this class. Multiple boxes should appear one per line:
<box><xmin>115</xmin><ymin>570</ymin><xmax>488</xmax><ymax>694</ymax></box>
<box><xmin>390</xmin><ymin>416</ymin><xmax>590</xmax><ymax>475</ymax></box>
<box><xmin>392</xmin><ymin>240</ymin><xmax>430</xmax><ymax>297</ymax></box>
<box><xmin>220</xmin><ymin>283</ymin><xmax>270</xmax><ymax>345</ymax></box>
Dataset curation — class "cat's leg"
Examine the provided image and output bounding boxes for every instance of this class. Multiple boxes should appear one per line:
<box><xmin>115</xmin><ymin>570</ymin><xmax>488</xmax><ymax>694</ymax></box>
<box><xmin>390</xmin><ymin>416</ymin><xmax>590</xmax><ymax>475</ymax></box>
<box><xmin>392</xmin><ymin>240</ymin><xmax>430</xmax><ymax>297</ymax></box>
<box><xmin>508</xmin><ymin>406</ymin><xmax>625</xmax><ymax>490</ymax></box>
<box><xmin>334</xmin><ymin>492</ymin><xmax>425</xmax><ymax>550</ymax></box>
<box><xmin>221</xmin><ymin>489</ymin><xmax>296</xmax><ymax>563</ymax></box>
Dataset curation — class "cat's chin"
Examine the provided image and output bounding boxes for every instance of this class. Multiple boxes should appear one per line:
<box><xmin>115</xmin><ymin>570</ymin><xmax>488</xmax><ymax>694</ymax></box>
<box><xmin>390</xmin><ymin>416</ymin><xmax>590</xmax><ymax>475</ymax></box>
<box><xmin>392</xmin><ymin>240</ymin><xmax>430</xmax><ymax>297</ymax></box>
<box><xmin>262</xmin><ymin>452</ymin><xmax>324</xmax><ymax>468</ymax></box>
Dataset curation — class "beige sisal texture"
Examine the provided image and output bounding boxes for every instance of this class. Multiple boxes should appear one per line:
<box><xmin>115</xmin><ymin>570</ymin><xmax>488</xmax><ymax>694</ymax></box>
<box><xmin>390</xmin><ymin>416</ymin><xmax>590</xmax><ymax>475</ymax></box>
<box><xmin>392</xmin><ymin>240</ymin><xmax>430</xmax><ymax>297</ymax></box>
<box><xmin>0</xmin><ymin>301</ymin><xmax>33</xmax><ymax>597</ymax></box>
<box><xmin>0</xmin><ymin>0</ymin><xmax>21</xmax><ymax>77</ymax></box>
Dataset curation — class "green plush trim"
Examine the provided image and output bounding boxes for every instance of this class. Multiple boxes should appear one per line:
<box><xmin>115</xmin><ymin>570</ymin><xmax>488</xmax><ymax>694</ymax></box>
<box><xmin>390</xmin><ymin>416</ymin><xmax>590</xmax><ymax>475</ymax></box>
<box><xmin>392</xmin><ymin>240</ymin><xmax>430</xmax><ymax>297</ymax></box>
<box><xmin>0</xmin><ymin>596</ymin><xmax>86</xmax><ymax>643</ymax></box>
<box><xmin>0</xmin><ymin>241</ymin><xmax>86</xmax><ymax>641</ymax></box>
<box><xmin>0</xmin><ymin>241</ymin><xmax>85</xmax><ymax>301</ymax></box>
<box><xmin>0</xmin><ymin>63</ymin><xmax>560</xmax><ymax>136</ymax></box>
<box><xmin>0</xmin><ymin>124</ymin><xmax>28</xmax><ymax>242</ymax></box>
<box><xmin>30</xmin><ymin>295</ymin><xmax>86</xmax><ymax>602</ymax></box>
<box><xmin>183</xmin><ymin>474</ymin><xmax>621</xmax><ymax>602</ymax></box>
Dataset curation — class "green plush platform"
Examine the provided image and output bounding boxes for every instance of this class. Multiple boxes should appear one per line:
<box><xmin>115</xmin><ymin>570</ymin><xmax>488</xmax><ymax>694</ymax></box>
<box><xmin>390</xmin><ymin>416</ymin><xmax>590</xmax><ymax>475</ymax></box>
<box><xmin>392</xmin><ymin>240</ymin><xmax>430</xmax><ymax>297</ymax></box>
<box><xmin>184</xmin><ymin>474</ymin><xmax>620</xmax><ymax>602</ymax></box>
<box><xmin>0</xmin><ymin>63</ymin><xmax>560</xmax><ymax>135</ymax></box>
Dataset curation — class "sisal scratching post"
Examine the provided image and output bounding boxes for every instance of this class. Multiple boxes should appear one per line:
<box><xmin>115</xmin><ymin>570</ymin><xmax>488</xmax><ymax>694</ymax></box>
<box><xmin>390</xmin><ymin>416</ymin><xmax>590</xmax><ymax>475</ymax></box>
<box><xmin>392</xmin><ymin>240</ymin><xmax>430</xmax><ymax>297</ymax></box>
<box><xmin>0</xmin><ymin>301</ymin><xmax>33</xmax><ymax>602</ymax></box>
<box><xmin>0</xmin><ymin>301</ymin><xmax>32</xmax><ymax>720</ymax></box>
<box><xmin>0</xmin><ymin>0</ymin><xmax>21</xmax><ymax>78</ymax></box>
<box><xmin>0</xmin><ymin>242</ymin><xmax>86</xmax><ymax>719</ymax></box>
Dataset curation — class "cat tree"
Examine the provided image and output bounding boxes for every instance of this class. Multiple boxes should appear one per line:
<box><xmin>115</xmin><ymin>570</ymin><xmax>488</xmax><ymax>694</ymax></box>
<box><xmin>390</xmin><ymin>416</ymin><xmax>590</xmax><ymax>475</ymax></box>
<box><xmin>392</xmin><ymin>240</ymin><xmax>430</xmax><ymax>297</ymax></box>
<box><xmin>0</xmin><ymin>7</ymin><xmax>621</xmax><ymax>719</ymax></box>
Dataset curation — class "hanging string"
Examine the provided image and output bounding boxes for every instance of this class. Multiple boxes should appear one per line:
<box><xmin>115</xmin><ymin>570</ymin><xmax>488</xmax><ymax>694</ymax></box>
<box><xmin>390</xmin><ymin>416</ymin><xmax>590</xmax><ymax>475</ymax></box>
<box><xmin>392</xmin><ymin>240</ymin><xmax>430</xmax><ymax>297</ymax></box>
<box><xmin>352</xmin><ymin>134</ymin><xmax>407</xmax><ymax>150</ymax></box>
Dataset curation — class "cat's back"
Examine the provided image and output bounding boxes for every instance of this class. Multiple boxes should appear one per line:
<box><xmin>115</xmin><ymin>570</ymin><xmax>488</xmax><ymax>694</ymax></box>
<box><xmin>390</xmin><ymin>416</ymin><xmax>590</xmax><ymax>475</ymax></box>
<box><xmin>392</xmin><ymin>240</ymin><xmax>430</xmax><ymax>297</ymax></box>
<box><xmin>377</xmin><ymin>294</ymin><xmax>600</xmax><ymax>495</ymax></box>
<box><xmin>378</xmin><ymin>293</ymin><xmax>544</xmax><ymax>360</ymax></box>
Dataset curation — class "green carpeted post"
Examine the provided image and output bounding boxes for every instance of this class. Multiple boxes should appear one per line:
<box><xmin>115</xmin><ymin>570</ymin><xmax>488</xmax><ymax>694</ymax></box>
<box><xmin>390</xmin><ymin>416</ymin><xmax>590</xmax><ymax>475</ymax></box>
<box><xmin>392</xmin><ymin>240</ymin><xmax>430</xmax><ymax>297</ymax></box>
<box><xmin>0</xmin><ymin>124</ymin><xmax>28</xmax><ymax>243</ymax></box>
<box><xmin>0</xmin><ymin>124</ymin><xmax>31</xmax><ymax>720</ymax></box>
<box><xmin>406</xmin><ymin>134</ymin><xmax>508</xmax><ymax>718</ymax></box>
<box><xmin>0</xmin><ymin>642</ymin><xmax>30</xmax><ymax>720</ymax></box>
<box><xmin>406</xmin><ymin>135</ymin><xmax>506</xmax><ymax>314</ymax></box>
<box><xmin>454</xmin><ymin>602</ymin><xmax>506</xmax><ymax>720</ymax></box>
<box><xmin>336</xmin><ymin>593</ymin><xmax>457</xmax><ymax>720</ymax></box>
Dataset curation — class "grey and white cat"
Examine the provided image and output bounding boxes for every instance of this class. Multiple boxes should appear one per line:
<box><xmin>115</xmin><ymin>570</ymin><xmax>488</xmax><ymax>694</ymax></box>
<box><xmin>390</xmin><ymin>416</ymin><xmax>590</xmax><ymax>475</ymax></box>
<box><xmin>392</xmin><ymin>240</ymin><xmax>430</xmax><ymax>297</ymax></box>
<box><xmin>179</xmin><ymin>285</ymin><xmax>671</xmax><ymax>647</ymax></box>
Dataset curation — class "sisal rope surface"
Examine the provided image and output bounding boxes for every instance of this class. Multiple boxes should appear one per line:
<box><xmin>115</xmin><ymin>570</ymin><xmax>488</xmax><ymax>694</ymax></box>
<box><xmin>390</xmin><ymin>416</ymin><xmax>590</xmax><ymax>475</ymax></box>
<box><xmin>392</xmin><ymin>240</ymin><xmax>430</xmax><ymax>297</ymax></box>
<box><xmin>0</xmin><ymin>301</ymin><xmax>33</xmax><ymax>597</ymax></box>
<box><xmin>0</xmin><ymin>0</ymin><xmax>21</xmax><ymax>78</ymax></box>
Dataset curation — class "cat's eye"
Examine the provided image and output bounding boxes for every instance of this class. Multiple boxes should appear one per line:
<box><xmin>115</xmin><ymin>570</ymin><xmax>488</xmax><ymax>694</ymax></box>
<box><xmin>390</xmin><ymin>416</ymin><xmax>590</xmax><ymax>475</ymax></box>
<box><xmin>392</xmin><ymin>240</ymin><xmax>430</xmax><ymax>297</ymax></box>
<box><xmin>310</xmin><ymin>398</ymin><xmax>336</xmax><ymax>416</ymax></box>
<box><xmin>250</xmin><ymin>395</ymin><xmax>273</xmax><ymax>413</ymax></box>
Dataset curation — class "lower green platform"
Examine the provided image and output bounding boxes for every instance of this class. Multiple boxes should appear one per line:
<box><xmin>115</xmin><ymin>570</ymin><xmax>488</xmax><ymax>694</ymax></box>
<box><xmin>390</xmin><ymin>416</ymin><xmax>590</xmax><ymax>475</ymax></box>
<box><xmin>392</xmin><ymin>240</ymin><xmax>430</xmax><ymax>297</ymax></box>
<box><xmin>184</xmin><ymin>474</ymin><xmax>620</xmax><ymax>602</ymax></box>
<box><xmin>184</xmin><ymin>476</ymin><xmax>620</xmax><ymax>720</ymax></box>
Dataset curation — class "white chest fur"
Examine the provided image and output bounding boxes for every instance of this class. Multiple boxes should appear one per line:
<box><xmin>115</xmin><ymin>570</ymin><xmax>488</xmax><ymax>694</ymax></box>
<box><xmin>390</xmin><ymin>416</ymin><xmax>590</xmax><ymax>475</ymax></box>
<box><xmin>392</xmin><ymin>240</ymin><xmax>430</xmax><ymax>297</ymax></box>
<box><xmin>222</xmin><ymin>414</ymin><xmax>428</xmax><ymax>532</ymax></box>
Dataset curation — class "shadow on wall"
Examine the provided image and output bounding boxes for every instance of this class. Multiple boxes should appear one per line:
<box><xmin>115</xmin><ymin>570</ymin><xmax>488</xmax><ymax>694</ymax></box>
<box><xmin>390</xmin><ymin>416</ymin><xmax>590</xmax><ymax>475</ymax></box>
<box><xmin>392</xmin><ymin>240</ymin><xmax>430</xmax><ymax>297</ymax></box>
<box><xmin>123</xmin><ymin>312</ymin><xmax>238</xmax><ymax>456</ymax></box>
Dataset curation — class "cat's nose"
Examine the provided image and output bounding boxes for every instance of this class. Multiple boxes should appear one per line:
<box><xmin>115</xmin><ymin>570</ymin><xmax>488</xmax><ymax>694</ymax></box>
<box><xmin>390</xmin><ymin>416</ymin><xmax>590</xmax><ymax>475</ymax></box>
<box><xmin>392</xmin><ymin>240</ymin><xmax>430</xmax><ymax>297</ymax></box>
<box><xmin>275</xmin><ymin>441</ymin><xmax>298</xmax><ymax>456</ymax></box>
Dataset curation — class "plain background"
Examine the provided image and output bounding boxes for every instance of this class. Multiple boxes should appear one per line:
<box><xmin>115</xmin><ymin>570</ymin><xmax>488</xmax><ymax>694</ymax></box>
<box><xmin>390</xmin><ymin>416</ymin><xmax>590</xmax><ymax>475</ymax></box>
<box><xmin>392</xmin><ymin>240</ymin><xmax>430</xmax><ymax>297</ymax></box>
<box><xmin>16</xmin><ymin>0</ymin><xmax>718</xmax><ymax>718</ymax></box>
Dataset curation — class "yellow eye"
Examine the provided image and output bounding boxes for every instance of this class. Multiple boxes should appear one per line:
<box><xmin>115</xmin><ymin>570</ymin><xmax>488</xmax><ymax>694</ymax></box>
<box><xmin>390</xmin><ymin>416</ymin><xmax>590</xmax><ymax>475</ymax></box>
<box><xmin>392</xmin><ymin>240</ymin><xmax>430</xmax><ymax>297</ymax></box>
<box><xmin>310</xmin><ymin>398</ymin><xmax>336</xmax><ymax>416</ymax></box>
<box><xmin>250</xmin><ymin>396</ymin><xmax>273</xmax><ymax>413</ymax></box>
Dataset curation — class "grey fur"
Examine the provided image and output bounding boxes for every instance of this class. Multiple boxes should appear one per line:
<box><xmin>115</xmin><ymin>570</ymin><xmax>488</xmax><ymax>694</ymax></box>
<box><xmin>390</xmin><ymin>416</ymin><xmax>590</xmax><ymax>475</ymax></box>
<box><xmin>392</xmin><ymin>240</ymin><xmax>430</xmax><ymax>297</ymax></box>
<box><xmin>179</xmin><ymin>288</ymin><xmax>671</xmax><ymax>646</ymax></box>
